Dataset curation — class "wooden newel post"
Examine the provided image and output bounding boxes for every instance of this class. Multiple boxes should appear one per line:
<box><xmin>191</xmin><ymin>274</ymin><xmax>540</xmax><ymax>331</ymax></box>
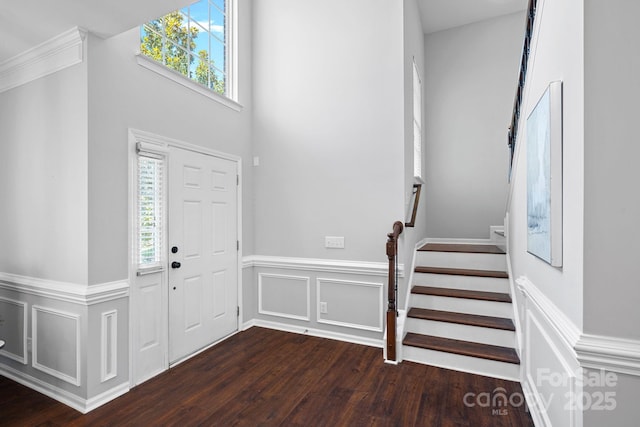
<box><xmin>386</xmin><ymin>221</ymin><xmax>403</xmax><ymax>362</ymax></box>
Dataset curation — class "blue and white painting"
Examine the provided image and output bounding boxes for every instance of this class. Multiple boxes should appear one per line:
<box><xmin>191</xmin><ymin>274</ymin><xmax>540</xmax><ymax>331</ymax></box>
<box><xmin>527</xmin><ymin>87</ymin><xmax>552</xmax><ymax>263</ymax></box>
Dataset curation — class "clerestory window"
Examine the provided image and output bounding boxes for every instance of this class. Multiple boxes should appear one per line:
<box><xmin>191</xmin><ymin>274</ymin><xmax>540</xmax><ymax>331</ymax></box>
<box><xmin>140</xmin><ymin>0</ymin><xmax>234</xmax><ymax>100</ymax></box>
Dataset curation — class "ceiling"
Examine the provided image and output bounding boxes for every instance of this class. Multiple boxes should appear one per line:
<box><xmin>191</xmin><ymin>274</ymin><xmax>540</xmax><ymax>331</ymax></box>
<box><xmin>0</xmin><ymin>0</ymin><xmax>527</xmax><ymax>64</ymax></box>
<box><xmin>417</xmin><ymin>0</ymin><xmax>527</xmax><ymax>34</ymax></box>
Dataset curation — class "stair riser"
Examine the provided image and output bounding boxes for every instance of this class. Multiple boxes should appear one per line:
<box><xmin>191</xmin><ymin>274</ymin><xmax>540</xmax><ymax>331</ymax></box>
<box><xmin>413</xmin><ymin>273</ymin><xmax>510</xmax><ymax>293</ymax></box>
<box><xmin>402</xmin><ymin>345</ymin><xmax>520</xmax><ymax>381</ymax></box>
<box><xmin>416</xmin><ymin>251</ymin><xmax>506</xmax><ymax>271</ymax></box>
<box><xmin>405</xmin><ymin>318</ymin><xmax>516</xmax><ymax>348</ymax></box>
<box><xmin>410</xmin><ymin>294</ymin><xmax>513</xmax><ymax>319</ymax></box>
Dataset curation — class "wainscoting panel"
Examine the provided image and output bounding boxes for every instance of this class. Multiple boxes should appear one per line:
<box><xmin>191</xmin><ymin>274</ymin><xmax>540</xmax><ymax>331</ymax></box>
<box><xmin>101</xmin><ymin>310</ymin><xmax>118</xmax><ymax>383</ymax></box>
<box><xmin>258</xmin><ymin>273</ymin><xmax>310</xmax><ymax>321</ymax></box>
<box><xmin>0</xmin><ymin>297</ymin><xmax>28</xmax><ymax>363</ymax></box>
<box><xmin>316</xmin><ymin>278</ymin><xmax>383</xmax><ymax>332</ymax></box>
<box><xmin>525</xmin><ymin>309</ymin><xmax>576</xmax><ymax>427</ymax></box>
<box><xmin>32</xmin><ymin>305</ymin><xmax>81</xmax><ymax>386</ymax></box>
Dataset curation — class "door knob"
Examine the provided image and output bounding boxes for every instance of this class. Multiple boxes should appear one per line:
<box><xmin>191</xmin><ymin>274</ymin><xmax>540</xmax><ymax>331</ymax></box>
<box><xmin>171</xmin><ymin>261</ymin><xmax>181</xmax><ymax>269</ymax></box>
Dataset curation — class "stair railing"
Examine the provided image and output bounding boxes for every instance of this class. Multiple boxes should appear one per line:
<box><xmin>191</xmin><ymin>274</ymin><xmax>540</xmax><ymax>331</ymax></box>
<box><xmin>508</xmin><ymin>0</ymin><xmax>538</xmax><ymax>171</ymax></box>
<box><xmin>386</xmin><ymin>220</ymin><xmax>404</xmax><ymax>362</ymax></box>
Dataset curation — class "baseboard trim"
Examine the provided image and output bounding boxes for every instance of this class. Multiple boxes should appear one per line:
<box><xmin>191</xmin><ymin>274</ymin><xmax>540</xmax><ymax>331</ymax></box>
<box><xmin>242</xmin><ymin>255</ymin><xmax>403</xmax><ymax>277</ymax></box>
<box><xmin>0</xmin><ymin>273</ymin><xmax>129</xmax><ymax>305</ymax></box>
<box><xmin>0</xmin><ymin>363</ymin><xmax>129</xmax><ymax>414</ymax></box>
<box><xmin>243</xmin><ymin>319</ymin><xmax>383</xmax><ymax>349</ymax></box>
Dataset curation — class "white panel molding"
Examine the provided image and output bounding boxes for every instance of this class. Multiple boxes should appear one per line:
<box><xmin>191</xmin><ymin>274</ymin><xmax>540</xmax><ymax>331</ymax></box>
<box><xmin>316</xmin><ymin>278</ymin><xmax>383</xmax><ymax>332</ymax></box>
<box><xmin>0</xmin><ymin>363</ymin><xmax>128</xmax><ymax>414</ymax></box>
<box><xmin>242</xmin><ymin>319</ymin><xmax>383</xmax><ymax>349</ymax></box>
<box><xmin>516</xmin><ymin>276</ymin><xmax>581</xmax><ymax>352</ymax></box>
<box><xmin>575</xmin><ymin>334</ymin><xmax>640</xmax><ymax>376</ymax></box>
<box><xmin>244</xmin><ymin>255</ymin><xmax>404</xmax><ymax>277</ymax></box>
<box><xmin>505</xmin><ymin>254</ymin><xmax>523</xmax><ymax>355</ymax></box>
<box><xmin>525</xmin><ymin>309</ymin><xmax>577</xmax><ymax>427</ymax></box>
<box><xmin>0</xmin><ymin>27</ymin><xmax>86</xmax><ymax>94</ymax></box>
<box><xmin>101</xmin><ymin>310</ymin><xmax>118</xmax><ymax>383</ymax></box>
<box><xmin>258</xmin><ymin>273</ymin><xmax>310</xmax><ymax>321</ymax></box>
<box><xmin>32</xmin><ymin>305</ymin><xmax>81</xmax><ymax>386</ymax></box>
<box><xmin>0</xmin><ymin>274</ymin><xmax>129</xmax><ymax>305</ymax></box>
<box><xmin>0</xmin><ymin>297</ymin><xmax>28</xmax><ymax>364</ymax></box>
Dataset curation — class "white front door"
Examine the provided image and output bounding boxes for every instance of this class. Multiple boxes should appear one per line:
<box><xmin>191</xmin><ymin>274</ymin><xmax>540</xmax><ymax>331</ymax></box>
<box><xmin>168</xmin><ymin>146</ymin><xmax>238</xmax><ymax>364</ymax></box>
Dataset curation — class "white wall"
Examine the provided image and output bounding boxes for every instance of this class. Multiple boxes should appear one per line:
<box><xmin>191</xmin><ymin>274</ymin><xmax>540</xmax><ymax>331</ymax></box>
<box><xmin>86</xmin><ymin>4</ymin><xmax>254</xmax><ymax>285</ymax></box>
<box><xmin>424</xmin><ymin>12</ymin><xmax>524</xmax><ymax>239</ymax></box>
<box><xmin>508</xmin><ymin>0</ymin><xmax>640</xmax><ymax>425</ymax></box>
<box><xmin>0</xmin><ymin>62</ymin><xmax>89</xmax><ymax>285</ymax></box>
<box><xmin>252</xmin><ymin>0</ymin><xmax>405</xmax><ymax>262</ymax></box>
<box><xmin>400</xmin><ymin>0</ymin><xmax>427</xmax><ymax>308</ymax></box>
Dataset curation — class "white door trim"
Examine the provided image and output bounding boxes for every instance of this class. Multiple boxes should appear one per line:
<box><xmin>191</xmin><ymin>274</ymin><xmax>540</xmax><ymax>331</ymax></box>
<box><xmin>128</xmin><ymin>128</ymin><xmax>243</xmax><ymax>385</ymax></box>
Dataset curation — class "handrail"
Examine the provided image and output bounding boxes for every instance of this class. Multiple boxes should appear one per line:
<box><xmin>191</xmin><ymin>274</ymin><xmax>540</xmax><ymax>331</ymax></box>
<box><xmin>386</xmin><ymin>220</ymin><xmax>404</xmax><ymax>362</ymax></box>
<box><xmin>508</xmin><ymin>0</ymin><xmax>538</xmax><ymax>170</ymax></box>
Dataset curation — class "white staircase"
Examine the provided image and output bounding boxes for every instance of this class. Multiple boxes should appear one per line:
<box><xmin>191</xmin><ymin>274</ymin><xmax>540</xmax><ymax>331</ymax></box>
<box><xmin>402</xmin><ymin>243</ymin><xmax>520</xmax><ymax>381</ymax></box>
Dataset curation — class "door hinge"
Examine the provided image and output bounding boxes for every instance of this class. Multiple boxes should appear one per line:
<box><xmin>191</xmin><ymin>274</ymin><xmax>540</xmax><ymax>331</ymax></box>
<box><xmin>237</xmin><ymin>240</ymin><xmax>240</xmax><ymax>251</ymax></box>
<box><xmin>237</xmin><ymin>306</ymin><xmax>240</xmax><ymax>316</ymax></box>
<box><xmin>237</xmin><ymin>175</ymin><xmax>239</xmax><ymax>186</ymax></box>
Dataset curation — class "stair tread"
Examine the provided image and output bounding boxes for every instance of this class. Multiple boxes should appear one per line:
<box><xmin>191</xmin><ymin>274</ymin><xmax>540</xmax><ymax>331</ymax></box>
<box><xmin>407</xmin><ymin>308</ymin><xmax>515</xmax><ymax>331</ymax></box>
<box><xmin>414</xmin><ymin>266</ymin><xmax>508</xmax><ymax>279</ymax></box>
<box><xmin>412</xmin><ymin>286</ymin><xmax>512</xmax><ymax>303</ymax></box>
<box><xmin>403</xmin><ymin>333</ymin><xmax>520</xmax><ymax>364</ymax></box>
<box><xmin>418</xmin><ymin>243</ymin><xmax>505</xmax><ymax>254</ymax></box>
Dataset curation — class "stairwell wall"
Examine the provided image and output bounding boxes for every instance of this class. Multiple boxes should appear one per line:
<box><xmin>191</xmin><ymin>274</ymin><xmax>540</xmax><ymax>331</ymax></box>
<box><xmin>250</xmin><ymin>0</ymin><xmax>405</xmax><ymax>342</ymax></box>
<box><xmin>423</xmin><ymin>12</ymin><xmax>524</xmax><ymax>239</ymax></box>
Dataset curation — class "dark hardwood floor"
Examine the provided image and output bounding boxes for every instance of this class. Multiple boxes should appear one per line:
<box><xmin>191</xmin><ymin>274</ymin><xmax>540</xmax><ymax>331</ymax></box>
<box><xmin>0</xmin><ymin>327</ymin><xmax>533</xmax><ymax>426</ymax></box>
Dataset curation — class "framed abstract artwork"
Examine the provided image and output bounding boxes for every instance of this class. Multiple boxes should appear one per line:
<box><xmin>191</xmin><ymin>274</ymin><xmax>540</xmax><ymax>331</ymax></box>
<box><xmin>527</xmin><ymin>81</ymin><xmax>563</xmax><ymax>267</ymax></box>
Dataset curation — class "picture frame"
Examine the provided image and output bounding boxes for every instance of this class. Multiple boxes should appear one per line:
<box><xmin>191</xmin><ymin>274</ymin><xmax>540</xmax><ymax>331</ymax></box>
<box><xmin>526</xmin><ymin>80</ymin><xmax>563</xmax><ymax>267</ymax></box>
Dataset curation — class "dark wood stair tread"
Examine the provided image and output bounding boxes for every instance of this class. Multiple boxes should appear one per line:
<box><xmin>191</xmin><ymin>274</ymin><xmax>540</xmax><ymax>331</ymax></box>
<box><xmin>412</xmin><ymin>286</ymin><xmax>511</xmax><ymax>303</ymax></box>
<box><xmin>418</xmin><ymin>243</ymin><xmax>505</xmax><ymax>254</ymax></box>
<box><xmin>403</xmin><ymin>333</ymin><xmax>520</xmax><ymax>364</ymax></box>
<box><xmin>414</xmin><ymin>266</ymin><xmax>508</xmax><ymax>279</ymax></box>
<box><xmin>408</xmin><ymin>308</ymin><xmax>515</xmax><ymax>331</ymax></box>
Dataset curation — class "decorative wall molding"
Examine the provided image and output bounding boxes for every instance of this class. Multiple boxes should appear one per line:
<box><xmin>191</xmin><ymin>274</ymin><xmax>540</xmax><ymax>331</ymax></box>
<box><xmin>242</xmin><ymin>319</ymin><xmax>383</xmax><ymax>349</ymax></box>
<box><xmin>258</xmin><ymin>273</ymin><xmax>310</xmax><ymax>321</ymax></box>
<box><xmin>244</xmin><ymin>255</ymin><xmax>403</xmax><ymax>277</ymax></box>
<box><xmin>575</xmin><ymin>334</ymin><xmax>640</xmax><ymax>376</ymax></box>
<box><xmin>0</xmin><ymin>273</ymin><xmax>129</xmax><ymax>305</ymax></box>
<box><xmin>316</xmin><ymin>278</ymin><xmax>383</xmax><ymax>332</ymax></box>
<box><xmin>0</xmin><ymin>297</ymin><xmax>28</xmax><ymax>364</ymax></box>
<box><xmin>32</xmin><ymin>305</ymin><xmax>81</xmax><ymax>386</ymax></box>
<box><xmin>516</xmin><ymin>276</ymin><xmax>581</xmax><ymax>352</ymax></box>
<box><xmin>101</xmin><ymin>310</ymin><xmax>118</xmax><ymax>383</ymax></box>
<box><xmin>0</xmin><ymin>27</ymin><xmax>86</xmax><ymax>94</ymax></box>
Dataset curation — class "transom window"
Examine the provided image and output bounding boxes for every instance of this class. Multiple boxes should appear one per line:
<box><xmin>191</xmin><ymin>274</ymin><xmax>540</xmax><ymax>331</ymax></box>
<box><xmin>141</xmin><ymin>0</ymin><xmax>233</xmax><ymax>98</ymax></box>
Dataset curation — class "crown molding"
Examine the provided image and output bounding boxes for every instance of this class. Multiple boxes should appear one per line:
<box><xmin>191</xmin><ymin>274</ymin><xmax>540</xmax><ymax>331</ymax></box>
<box><xmin>0</xmin><ymin>27</ymin><xmax>86</xmax><ymax>94</ymax></box>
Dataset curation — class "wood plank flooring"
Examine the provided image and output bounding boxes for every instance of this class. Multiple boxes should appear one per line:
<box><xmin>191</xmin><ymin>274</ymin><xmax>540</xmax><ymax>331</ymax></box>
<box><xmin>0</xmin><ymin>327</ymin><xmax>533</xmax><ymax>426</ymax></box>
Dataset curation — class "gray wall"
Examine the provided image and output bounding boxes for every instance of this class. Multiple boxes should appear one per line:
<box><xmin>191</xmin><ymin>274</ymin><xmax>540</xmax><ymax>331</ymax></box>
<box><xmin>252</xmin><ymin>0</ymin><xmax>405</xmax><ymax>263</ymax></box>
<box><xmin>424</xmin><ymin>12</ymin><xmax>524</xmax><ymax>238</ymax></box>
<box><xmin>400</xmin><ymin>0</ymin><xmax>427</xmax><ymax>307</ymax></box>
<box><xmin>583</xmin><ymin>0</ymin><xmax>640</xmax><ymax>341</ymax></box>
<box><xmin>0</xmin><ymin>60</ymin><xmax>89</xmax><ymax>285</ymax></box>
<box><xmin>87</xmin><ymin>4</ymin><xmax>254</xmax><ymax>285</ymax></box>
